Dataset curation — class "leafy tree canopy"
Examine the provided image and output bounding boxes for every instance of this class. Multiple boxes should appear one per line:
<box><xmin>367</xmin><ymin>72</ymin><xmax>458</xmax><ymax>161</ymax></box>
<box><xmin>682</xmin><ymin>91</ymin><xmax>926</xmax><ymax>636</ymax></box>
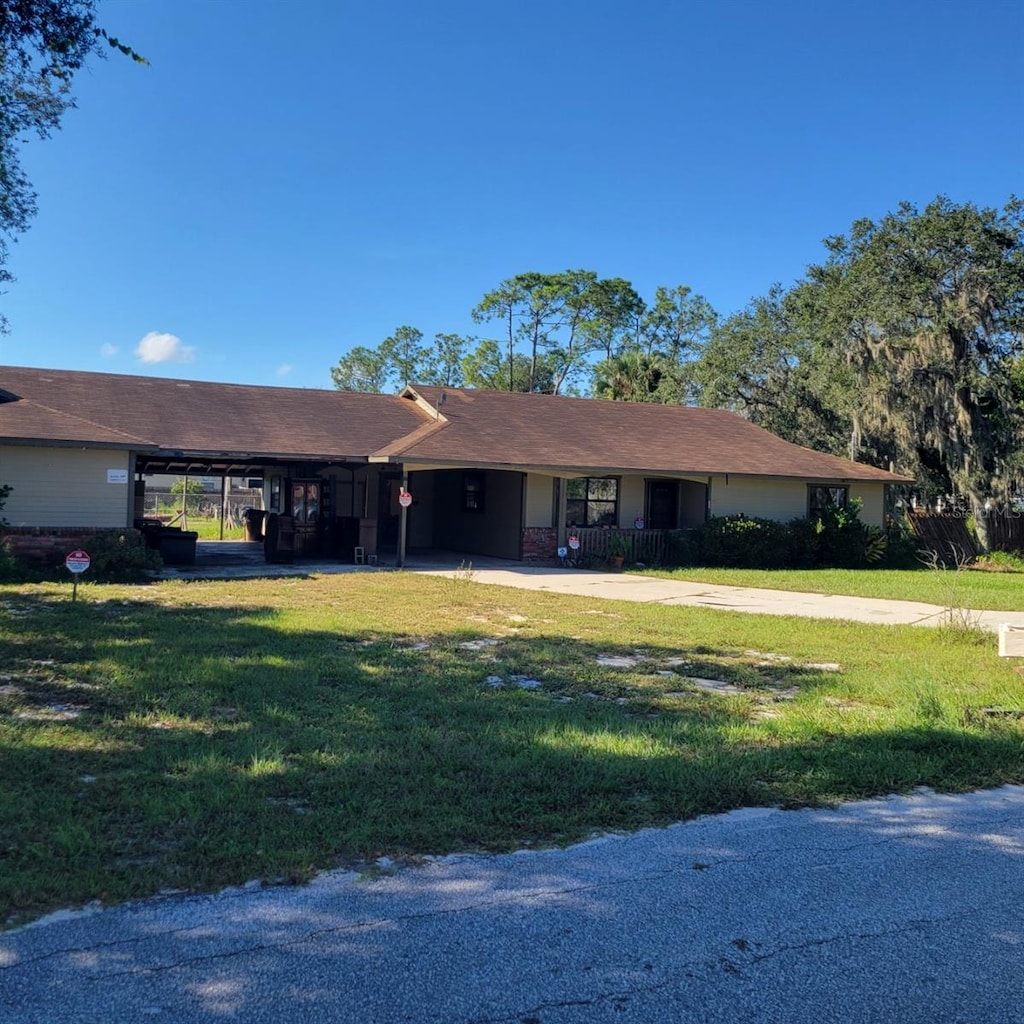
<box><xmin>0</xmin><ymin>0</ymin><xmax>144</xmax><ymax>329</ymax></box>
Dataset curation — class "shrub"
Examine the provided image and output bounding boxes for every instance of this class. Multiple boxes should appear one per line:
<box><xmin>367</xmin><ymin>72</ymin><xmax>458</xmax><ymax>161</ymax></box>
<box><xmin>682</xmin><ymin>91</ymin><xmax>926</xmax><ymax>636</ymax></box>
<box><xmin>49</xmin><ymin>532</ymin><xmax>161</xmax><ymax>581</ymax></box>
<box><xmin>665</xmin><ymin>529</ymin><xmax>698</xmax><ymax>566</ymax></box>
<box><xmin>877</xmin><ymin>513</ymin><xmax>923</xmax><ymax>568</ymax></box>
<box><xmin>695</xmin><ymin>515</ymin><xmax>792</xmax><ymax>568</ymax></box>
<box><xmin>84</xmin><ymin>529</ymin><xmax>163</xmax><ymax>580</ymax></box>
<box><xmin>810</xmin><ymin>502</ymin><xmax>870</xmax><ymax>568</ymax></box>
<box><xmin>664</xmin><ymin>502</ymin><xmax>888</xmax><ymax>570</ymax></box>
<box><xmin>0</xmin><ymin>536</ymin><xmax>20</xmax><ymax>581</ymax></box>
<box><xmin>0</xmin><ymin>485</ymin><xmax>17</xmax><ymax>581</ymax></box>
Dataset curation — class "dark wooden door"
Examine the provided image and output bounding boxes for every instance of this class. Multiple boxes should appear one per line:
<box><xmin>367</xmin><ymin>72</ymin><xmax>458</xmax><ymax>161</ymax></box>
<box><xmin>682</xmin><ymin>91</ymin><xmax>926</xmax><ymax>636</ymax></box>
<box><xmin>646</xmin><ymin>480</ymin><xmax>678</xmax><ymax>530</ymax></box>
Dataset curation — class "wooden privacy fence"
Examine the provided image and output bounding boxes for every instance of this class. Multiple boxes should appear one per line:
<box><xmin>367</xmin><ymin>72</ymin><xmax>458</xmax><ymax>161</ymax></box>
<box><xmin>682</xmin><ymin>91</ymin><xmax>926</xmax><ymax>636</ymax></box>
<box><xmin>571</xmin><ymin>528</ymin><xmax>673</xmax><ymax>565</ymax></box>
<box><xmin>905</xmin><ymin>511</ymin><xmax>978</xmax><ymax>560</ymax></box>
<box><xmin>907</xmin><ymin>509</ymin><xmax>1024</xmax><ymax>558</ymax></box>
<box><xmin>981</xmin><ymin>511</ymin><xmax>1024</xmax><ymax>553</ymax></box>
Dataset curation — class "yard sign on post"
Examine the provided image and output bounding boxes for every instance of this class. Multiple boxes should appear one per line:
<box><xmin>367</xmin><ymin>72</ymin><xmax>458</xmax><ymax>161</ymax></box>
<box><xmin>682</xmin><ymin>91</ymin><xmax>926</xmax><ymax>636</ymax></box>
<box><xmin>65</xmin><ymin>549</ymin><xmax>91</xmax><ymax>603</ymax></box>
<box><xmin>397</xmin><ymin>483</ymin><xmax>412</xmax><ymax>568</ymax></box>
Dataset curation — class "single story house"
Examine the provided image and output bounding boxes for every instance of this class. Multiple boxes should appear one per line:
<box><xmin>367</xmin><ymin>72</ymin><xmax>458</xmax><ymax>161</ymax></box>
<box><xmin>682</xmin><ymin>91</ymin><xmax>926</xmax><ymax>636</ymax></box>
<box><xmin>0</xmin><ymin>365</ymin><xmax>906</xmax><ymax>564</ymax></box>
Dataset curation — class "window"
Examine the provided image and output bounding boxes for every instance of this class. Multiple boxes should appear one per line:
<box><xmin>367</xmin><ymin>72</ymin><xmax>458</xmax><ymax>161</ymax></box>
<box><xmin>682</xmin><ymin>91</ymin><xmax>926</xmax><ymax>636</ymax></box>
<box><xmin>269</xmin><ymin>476</ymin><xmax>282</xmax><ymax>513</ymax></box>
<box><xmin>566</xmin><ymin>477</ymin><xmax>619</xmax><ymax>527</ymax></box>
<box><xmin>463</xmin><ymin>472</ymin><xmax>485</xmax><ymax>513</ymax></box>
<box><xmin>808</xmin><ymin>485</ymin><xmax>848</xmax><ymax>519</ymax></box>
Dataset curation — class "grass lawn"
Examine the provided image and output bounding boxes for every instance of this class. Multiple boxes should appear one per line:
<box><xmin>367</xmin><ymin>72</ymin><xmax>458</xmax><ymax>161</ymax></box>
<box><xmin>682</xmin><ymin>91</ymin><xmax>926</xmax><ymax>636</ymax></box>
<box><xmin>2</xmin><ymin>570</ymin><xmax>1023</xmax><ymax>926</ymax></box>
<box><xmin>187</xmin><ymin>519</ymin><xmax>246</xmax><ymax>540</ymax></box>
<box><xmin>636</xmin><ymin>565</ymin><xmax>1024</xmax><ymax>612</ymax></box>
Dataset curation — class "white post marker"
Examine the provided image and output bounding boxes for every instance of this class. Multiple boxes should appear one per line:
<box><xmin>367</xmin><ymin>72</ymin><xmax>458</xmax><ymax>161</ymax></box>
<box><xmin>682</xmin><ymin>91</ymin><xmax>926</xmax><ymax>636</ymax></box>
<box><xmin>65</xmin><ymin>548</ymin><xmax>91</xmax><ymax>603</ymax></box>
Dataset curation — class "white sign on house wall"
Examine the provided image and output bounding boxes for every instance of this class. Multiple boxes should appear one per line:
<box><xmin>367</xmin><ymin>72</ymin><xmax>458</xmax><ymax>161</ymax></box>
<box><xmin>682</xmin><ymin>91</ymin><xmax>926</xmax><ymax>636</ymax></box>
<box><xmin>107</xmin><ymin>469</ymin><xmax>129</xmax><ymax>484</ymax></box>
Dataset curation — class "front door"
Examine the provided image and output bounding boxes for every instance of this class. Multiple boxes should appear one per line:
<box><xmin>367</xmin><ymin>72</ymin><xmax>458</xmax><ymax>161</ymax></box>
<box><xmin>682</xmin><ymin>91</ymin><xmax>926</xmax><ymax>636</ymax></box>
<box><xmin>646</xmin><ymin>480</ymin><xmax>679</xmax><ymax>530</ymax></box>
<box><xmin>289</xmin><ymin>479</ymin><xmax>327</xmax><ymax>556</ymax></box>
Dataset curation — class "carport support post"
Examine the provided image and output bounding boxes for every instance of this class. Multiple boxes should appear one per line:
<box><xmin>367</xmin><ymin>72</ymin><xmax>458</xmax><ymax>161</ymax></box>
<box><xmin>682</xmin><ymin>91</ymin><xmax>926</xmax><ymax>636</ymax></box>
<box><xmin>556</xmin><ymin>477</ymin><xmax>567</xmax><ymax>550</ymax></box>
<box><xmin>220</xmin><ymin>475</ymin><xmax>228</xmax><ymax>540</ymax></box>
<box><xmin>397</xmin><ymin>471</ymin><xmax>409</xmax><ymax>568</ymax></box>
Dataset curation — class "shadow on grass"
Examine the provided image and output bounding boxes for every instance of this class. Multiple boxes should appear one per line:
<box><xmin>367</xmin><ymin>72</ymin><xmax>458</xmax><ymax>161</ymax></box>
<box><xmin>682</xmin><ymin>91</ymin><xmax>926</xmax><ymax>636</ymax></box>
<box><xmin>1</xmin><ymin>590</ymin><xmax>1022</xmax><ymax>924</ymax></box>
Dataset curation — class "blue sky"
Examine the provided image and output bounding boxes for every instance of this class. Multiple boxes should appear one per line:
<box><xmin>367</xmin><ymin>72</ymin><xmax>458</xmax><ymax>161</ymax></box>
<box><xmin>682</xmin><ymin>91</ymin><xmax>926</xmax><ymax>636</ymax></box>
<box><xmin>2</xmin><ymin>0</ymin><xmax>1022</xmax><ymax>388</ymax></box>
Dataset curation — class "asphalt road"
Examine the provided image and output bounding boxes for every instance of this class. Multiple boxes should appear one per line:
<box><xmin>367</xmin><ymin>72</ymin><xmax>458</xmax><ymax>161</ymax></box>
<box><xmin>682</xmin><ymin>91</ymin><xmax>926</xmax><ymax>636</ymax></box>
<box><xmin>2</xmin><ymin>786</ymin><xmax>1023</xmax><ymax>1023</ymax></box>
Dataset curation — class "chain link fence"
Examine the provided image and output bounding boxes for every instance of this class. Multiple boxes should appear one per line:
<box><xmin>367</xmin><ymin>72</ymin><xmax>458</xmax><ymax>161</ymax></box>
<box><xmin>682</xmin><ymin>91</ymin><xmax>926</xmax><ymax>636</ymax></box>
<box><xmin>142</xmin><ymin>488</ymin><xmax>264</xmax><ymax>527</ymax></box>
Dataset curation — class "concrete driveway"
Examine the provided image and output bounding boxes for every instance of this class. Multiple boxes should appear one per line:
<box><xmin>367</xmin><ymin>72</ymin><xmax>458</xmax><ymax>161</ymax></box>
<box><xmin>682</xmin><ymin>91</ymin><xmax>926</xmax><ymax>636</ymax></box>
<box><xmin>407</xmin><ymin>562</ymin><xmax>1024</xmax><ymax>634</ymax></box>
<box><xmin>164</xmin><ymin>545</ymin><xmax>1024</xmax><ymax>633</ymax></box>
<box><xmin>3</xmin><ymin>786</ymin><xmax>1023</xmax><ymax>1023</ymax></box>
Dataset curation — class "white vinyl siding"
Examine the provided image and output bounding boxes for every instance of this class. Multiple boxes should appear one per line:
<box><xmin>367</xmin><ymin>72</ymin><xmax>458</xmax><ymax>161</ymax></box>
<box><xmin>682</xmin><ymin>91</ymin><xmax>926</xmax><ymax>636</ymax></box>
<box><xmin>2</xmin><ymin>446</ymin><xmax>131</xmax><ymax>527</ymax></box>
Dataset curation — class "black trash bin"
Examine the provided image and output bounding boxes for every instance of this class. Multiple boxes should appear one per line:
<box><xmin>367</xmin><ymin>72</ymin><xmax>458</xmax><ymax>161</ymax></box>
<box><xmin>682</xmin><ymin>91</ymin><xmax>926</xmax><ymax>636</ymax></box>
<box><xmin>243</xmin><ymin>508</ymin><xmax>267</xmax><ymax>542</ymax></box>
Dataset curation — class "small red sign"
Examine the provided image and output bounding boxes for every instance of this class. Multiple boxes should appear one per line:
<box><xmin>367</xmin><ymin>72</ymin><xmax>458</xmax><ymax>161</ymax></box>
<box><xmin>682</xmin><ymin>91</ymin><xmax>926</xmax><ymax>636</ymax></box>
<box><xmin>65</xmin><ymin>549</ymin><xmax>91</xmax><ymax>574</ymax></box>
<box><xmin>568</xmin><ymin>535</ymin><xmax>580</xmax><ymax>550</ymax></box>
<box><xmin>398</xmin><ymin>491</ymin><xmax>413</xmax><ymax>508</ymax></box>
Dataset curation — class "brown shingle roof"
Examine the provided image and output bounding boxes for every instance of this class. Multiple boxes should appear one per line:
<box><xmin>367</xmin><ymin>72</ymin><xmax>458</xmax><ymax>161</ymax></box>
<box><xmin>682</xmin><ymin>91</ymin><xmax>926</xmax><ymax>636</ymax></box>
<box><xmin>0</xmin><ymin>366</ymin><xmax>905</xmax><ymax>482</ymax></box>
<box><xmin>0</xmin><ymin>366</ymin><xmax>428</xmax><ymax>459</ymax></box>
<box><xmin>397</xmin><ymin>385</ymin><xmax>905</xmax><ymax>482</ymax></box>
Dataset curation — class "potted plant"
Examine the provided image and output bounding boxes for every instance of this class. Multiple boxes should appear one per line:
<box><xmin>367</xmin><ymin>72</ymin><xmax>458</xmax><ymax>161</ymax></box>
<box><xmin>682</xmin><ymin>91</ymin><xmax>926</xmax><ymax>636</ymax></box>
<box><xmin>607</xmin><ymin>534</ymin><xmax>627</xmax><ymax>569</ymax></box>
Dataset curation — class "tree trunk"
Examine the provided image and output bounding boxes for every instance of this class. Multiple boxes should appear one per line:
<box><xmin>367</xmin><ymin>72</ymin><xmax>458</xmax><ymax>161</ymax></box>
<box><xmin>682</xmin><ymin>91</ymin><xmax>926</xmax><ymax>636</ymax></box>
<box><xmin>969</xmin><ymin>492</ymin><xmax>992</xmax><ymax>554</ymax></box>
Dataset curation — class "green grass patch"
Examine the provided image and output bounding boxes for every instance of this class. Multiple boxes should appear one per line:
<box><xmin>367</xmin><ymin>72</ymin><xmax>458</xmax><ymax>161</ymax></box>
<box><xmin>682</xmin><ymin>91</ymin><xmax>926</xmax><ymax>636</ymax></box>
<box><xmin>1</xmin><ymin>572</ymin><xmax>1022</xmax><ymax>925</ymax></box>
<box><xmin>636</xmin><ymin>565</ymin><xmax>1024</xmax><ymax>612</ymax></box>
<box><xmin>186</xmin><ymin>519</ymin><xmax>246</xmax><ymax>540</ymax></box>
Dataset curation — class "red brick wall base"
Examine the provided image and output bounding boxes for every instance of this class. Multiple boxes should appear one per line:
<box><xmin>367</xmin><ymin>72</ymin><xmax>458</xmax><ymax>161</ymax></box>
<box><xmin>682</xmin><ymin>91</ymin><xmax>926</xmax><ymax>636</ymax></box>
<box><xmin>521</xmin><ymin>527</ymin><xmax>557</xmax><ymax>563</ymax></box>
<box><xmin>2</xmin><ymin>528</ymin><xmax>108</xmax><ymax>568</ymax></box>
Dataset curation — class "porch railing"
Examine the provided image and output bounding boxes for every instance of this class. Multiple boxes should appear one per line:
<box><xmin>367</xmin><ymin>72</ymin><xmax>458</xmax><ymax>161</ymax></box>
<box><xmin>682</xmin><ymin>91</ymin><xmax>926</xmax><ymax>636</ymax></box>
<box><xmin>570</xmin><ymin>528</ymin><xmax>674</xmax><ymax>565</ymax></box>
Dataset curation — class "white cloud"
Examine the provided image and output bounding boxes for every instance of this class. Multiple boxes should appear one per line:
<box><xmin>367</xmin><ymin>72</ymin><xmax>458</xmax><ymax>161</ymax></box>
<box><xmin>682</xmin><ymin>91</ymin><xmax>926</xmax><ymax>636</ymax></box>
<box><xmin>135</xmin><ymin>331</ymin><xmax>195</xmax><ymax>364</ymax></box>
<box><xmin>276</xmin><ymin>364</ymin><xmax>293</xmax><ymax>377</ymax></box>
<box><xmin>100</xmin><ymin>343</ymin><xmax>118</xmax><ymax>357</ymax></box>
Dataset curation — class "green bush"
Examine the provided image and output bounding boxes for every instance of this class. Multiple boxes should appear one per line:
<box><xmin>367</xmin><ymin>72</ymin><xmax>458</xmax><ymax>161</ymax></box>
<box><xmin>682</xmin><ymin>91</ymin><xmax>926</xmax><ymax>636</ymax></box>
<box><xmin>0</xmin><ymin>537</ymin><xmax>20</xmax><ymax>581</ymax></box>
<box><xmin>876</xmin><ymin>514</ymin><xmax>922</xmax><ymax>568</ymax></box>
<box><xmin>83</xmin><ymin>529</ymin><xmax>163</xmax><ymax>580</ymax></box>
<box><xmin>810</xmin><ymin>502</ymin><xmax>870</xmax><ymax>568</ymax></box>
<box><xmin>665</xmin><ymin>529</ymin><xmax>698</xmax><ymax>566</ymax></box>
<box><xmin>695</xmin><ymin>515</ymin><xmax>792</xmax><ymax>568</ymax></box>
<box><xmin>666</xmin><ymin>502</ymin><xmax>887</xmax><ymax>570</ymax></box>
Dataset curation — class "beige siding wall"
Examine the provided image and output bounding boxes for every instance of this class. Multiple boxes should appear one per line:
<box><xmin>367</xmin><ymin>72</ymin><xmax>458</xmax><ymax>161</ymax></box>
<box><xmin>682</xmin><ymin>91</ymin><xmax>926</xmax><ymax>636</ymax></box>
<box><xmin>619</xmin><ymin>476</ymin><xmax>645</xmax><ymax>527</ymax></box>
<box><xmin>850</xmin><ymin>484</ymin><xmax>886</xmax><ymax>528</ymax></box>
<box><xmin>709</xmin><ymin>476</ymin><xmax>888</xmax><ymax>526</ymax></box>
<box><xmin>524</xmin><ymin>474</ymin><xmax>554</xmax><ymax>528</ymax></box>
<box><xmin>3</xmin><ymin>446</ymin><xmax>131</xmax><ymax>527</ymax></box>
<box><xmin>709</xmin><ymin>476</ymin><xmax>809</xmax><ymax>522</ymax></box>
